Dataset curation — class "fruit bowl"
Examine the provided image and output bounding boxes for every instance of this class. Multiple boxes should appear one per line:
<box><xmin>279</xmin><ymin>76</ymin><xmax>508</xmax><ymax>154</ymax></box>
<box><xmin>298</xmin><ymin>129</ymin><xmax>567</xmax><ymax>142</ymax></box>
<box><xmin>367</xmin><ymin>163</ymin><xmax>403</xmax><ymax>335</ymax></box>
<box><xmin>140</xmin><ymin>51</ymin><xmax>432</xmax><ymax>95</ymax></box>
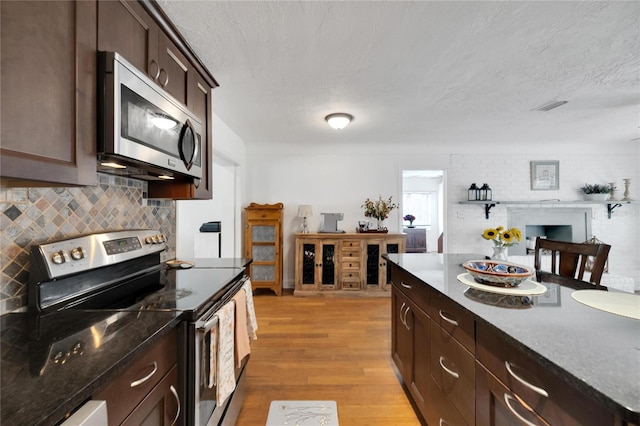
<box><xmin>462</xmin><ymin>260</ymin><xmax>533</xmax><ymax>288</ymax></box>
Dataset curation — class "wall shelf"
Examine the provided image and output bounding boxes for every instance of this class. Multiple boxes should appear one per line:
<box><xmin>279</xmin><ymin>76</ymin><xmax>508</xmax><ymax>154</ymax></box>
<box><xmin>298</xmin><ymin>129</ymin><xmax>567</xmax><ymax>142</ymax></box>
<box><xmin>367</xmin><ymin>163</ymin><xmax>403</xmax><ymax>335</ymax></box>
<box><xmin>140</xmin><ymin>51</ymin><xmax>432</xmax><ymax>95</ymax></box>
<box><xmin>458</xmin><ymin>200</ymin><xmax>637</xmax><ymax>219</ymax></box>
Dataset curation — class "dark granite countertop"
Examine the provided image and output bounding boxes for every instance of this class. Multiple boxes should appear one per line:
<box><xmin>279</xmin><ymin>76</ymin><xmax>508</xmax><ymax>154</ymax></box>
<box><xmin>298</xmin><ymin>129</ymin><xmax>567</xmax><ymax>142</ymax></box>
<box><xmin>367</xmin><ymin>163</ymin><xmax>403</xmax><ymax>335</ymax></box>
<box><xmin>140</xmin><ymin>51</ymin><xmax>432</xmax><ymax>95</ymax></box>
<box><xmin>1</xmin><ymin>309</ymin><xmax>180</xmax><ymax>426</ymax></box>
<box><xmin>385</xmin><ymin>253</ymin><xmax>640</xmax><ymax>424</ymax></box>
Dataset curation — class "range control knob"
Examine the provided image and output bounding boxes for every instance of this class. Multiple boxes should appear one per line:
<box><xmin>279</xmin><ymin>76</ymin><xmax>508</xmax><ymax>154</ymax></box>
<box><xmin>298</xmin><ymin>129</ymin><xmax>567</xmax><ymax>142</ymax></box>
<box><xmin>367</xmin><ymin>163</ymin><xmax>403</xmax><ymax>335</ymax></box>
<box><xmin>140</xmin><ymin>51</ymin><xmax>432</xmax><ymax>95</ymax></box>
<box><xmin>145</xmin><ymin>236</ymin><xmax>153</xmax><ymax>244</ymax></box>
<box><xmin>70</xmin><ymin>247</ymin><xmax>84</xmax><ymax>260</ymax></box>
<box><xmin>158</xmin><ymin>234</ymin><xmax>166</xmax><ymax>243</ymax></box>
<box><xmin>51</xmin><ymin>251</ymin><xmax>66</xmax><ymax>265</ymax></box>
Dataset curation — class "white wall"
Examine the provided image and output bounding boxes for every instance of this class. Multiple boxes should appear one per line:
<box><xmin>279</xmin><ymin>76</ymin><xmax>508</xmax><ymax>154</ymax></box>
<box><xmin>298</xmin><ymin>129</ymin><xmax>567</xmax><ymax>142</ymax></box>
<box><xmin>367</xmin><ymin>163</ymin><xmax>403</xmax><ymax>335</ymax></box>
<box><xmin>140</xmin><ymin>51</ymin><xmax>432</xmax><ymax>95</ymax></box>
<box><xmin>448</xmin><ymin>153</ymin><xmax>640</xmax><ymax>285</ymax></box>
<box><xmin>246</xmin><ymin>143</ymin><xmax>639</xmax><ymax>289</ymax></box>
<box><xmin>176</xmin><ymin>113</ymin><xmax>246</xmax><ymax>258</ymax></box>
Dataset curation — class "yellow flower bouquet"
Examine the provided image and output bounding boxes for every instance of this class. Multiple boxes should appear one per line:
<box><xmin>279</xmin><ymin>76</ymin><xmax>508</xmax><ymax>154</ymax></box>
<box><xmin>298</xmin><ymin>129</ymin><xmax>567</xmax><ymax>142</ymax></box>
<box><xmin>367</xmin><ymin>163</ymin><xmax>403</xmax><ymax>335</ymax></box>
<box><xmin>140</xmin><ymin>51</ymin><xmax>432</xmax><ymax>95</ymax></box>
<box><xmin>482</xmin><ymin>226</ymin><xmax>522</xmax><ymax>247</ymax></box>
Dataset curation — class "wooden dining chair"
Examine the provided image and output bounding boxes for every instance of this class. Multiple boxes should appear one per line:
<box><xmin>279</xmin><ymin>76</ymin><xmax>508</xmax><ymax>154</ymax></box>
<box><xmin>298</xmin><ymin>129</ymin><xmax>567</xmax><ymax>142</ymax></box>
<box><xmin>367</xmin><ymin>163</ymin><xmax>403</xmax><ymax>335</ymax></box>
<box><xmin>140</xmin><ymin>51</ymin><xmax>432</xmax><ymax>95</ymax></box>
<box><xmin>533</xmin><ymin>237</ymin><xmax>611</xmax><ymax>290</ymax></box>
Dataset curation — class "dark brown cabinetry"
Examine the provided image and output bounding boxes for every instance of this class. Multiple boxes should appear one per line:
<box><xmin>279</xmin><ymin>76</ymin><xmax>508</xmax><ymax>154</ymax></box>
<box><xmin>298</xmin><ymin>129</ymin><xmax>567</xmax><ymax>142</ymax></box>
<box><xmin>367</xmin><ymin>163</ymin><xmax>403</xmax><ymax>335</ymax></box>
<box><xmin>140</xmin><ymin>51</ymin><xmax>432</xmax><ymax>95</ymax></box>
<box><xmin>390</xmin><ymin>259</ymin><xmax>621</xmax><ymax>426</ymax></box>
<box><xmin>391</xmin><ymin>268</ymin><xmax>431</xmax><ymax>421</ymax></box>
<box><xmin>98</xmin><ymin>0</ymin><xmax>216</xmax><ymax>200</ymax></box>
<box><xmin>476</xmin><ymin>321</ymin><xmax>613</xmax><ymax>426</ymax></box>
<box><xmin>94</xmin><ymin>329</ymin><xmax>180</xmax><ymax>425</ymax></box>
<box><xmin>97</xmin><ymin>0</ymin><xmax>193</xmax><ymax>105</ymax></box>
<box><xmin>1</xmin><ymin>1</ymin><xmax>97</xmax><ymax>186</ymax></box>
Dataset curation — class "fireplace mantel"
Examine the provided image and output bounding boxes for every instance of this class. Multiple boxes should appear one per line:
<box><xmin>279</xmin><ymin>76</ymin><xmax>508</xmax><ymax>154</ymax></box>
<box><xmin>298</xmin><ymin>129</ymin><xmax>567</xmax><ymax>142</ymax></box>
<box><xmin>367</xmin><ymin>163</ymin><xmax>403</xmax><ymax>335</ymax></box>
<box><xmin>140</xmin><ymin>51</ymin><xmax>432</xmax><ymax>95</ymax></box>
<box><xmin>459</xmin><ymin>200</ymin><xmax>636</xmax><ymax>219</ymax></box>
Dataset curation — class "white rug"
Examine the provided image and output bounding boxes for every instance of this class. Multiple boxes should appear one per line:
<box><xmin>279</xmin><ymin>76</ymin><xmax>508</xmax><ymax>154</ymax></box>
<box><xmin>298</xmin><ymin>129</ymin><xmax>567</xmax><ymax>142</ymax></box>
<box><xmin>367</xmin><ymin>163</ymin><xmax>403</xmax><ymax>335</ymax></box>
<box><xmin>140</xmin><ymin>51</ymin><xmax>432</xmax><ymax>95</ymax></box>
<box><xmin>266</xmin><ymin>400</ymin><xmax>339</xmax><ymax>426</ymax></box>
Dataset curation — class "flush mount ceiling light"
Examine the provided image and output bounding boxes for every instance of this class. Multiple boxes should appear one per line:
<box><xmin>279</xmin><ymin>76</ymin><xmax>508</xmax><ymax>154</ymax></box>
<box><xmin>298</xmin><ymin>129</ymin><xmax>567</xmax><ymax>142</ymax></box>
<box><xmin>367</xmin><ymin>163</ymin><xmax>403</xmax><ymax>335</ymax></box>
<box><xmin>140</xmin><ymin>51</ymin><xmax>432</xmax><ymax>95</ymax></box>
<box><xmin>534</xmin><ymin>100</ymin><xmax>569</xmax><ymax>112</ymax></box>
<box><xmin>325</xmin><ymin>113</ymin><xmax>353</xmax><ymax>130</ymax></box>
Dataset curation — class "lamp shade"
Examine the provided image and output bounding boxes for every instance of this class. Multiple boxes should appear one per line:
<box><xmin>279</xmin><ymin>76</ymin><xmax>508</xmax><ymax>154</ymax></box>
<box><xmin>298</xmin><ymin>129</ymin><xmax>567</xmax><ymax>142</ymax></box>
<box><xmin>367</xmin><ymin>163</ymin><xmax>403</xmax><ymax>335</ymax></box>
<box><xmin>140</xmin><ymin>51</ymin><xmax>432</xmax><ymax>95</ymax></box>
<box><xmin>297</xmin><ymin>205</ymin><xmax>313</xmax><ymax>218</ymax></box>
<box><xmin>325</xmin><ymin>113</ymin><xmax>353</xmax><ymax>130</ymax></box>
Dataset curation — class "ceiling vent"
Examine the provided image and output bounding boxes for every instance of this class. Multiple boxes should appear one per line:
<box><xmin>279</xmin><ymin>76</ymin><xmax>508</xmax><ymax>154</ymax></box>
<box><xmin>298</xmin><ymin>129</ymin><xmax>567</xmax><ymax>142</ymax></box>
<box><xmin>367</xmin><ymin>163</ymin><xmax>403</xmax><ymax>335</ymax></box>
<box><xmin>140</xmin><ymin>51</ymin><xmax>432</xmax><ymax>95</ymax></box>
<box><xmin>534</xmin><ymin>100</ymin><xmax>568</xmax><ymax>111</ymax></box>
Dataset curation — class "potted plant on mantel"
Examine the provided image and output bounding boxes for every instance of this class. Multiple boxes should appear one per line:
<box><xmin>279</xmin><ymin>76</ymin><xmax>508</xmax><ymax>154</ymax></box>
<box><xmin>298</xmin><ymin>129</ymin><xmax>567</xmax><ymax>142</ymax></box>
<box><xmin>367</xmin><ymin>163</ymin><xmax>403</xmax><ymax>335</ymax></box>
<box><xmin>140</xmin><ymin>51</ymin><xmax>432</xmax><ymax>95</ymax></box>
<box><xmin>580</xmin><ymin>183</ymin><xmax>615</xmax><ymax>201</ymax></box>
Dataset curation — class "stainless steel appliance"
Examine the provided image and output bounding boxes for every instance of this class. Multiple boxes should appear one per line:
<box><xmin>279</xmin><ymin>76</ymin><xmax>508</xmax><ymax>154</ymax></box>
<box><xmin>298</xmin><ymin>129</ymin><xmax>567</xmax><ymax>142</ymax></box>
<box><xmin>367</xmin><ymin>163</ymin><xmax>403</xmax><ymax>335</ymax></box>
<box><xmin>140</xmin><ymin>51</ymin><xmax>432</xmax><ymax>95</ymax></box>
<box><xmin>29</xmin><ymin>230</ymin><xmax>250</xmax><ymax>426</ymax></box>
<box><xmin>98</xmin><ymin>52</ymin><xmax>203</xmax><ymax>181</ymax></box>
<box><xmin>320</xmin><ymin>212</ymin><xmax>345</xmax><ymax>233</ymax></box>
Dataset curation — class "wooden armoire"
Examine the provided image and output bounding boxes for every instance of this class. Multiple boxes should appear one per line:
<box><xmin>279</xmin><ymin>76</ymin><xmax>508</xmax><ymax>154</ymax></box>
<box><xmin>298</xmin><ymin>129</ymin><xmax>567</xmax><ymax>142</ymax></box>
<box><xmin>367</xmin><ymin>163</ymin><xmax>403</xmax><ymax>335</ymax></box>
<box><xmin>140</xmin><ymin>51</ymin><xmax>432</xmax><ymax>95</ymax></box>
<box><xmin>244</xmin><ymin>203</ymin><xmax>284</xmax><ymax>295</ymax></box>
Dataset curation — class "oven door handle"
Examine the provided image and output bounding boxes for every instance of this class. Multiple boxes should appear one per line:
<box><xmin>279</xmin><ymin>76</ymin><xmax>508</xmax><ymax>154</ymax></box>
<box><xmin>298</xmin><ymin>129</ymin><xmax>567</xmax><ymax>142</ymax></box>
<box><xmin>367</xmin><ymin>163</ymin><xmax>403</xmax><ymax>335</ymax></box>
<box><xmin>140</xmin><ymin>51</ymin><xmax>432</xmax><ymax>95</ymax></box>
<box><xmin>197</xmin><ymin>315</ymin><xmax>219</xmax><ymax>332</ymax></box>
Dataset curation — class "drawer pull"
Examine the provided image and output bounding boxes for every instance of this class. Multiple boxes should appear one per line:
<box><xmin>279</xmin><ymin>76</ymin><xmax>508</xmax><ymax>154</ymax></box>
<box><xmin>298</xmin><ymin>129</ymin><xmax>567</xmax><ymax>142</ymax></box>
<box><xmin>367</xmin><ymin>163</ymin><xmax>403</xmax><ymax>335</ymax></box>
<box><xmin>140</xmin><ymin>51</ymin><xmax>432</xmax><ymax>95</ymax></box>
<box><xmin>130</xmin><ymin>361</ymin><xmax>158</xmax><ymax>388</ymax></box>
<box><xmin>503</xmin><ymin>393</ymin><xmax>544</xmax><ymax>426</ymax></box>
<box><xmin>400</xmin><ymin>281</ymin><xmax>412</xmax><ymax>289</ymax></box>
<box><xmin>170</xmin><ymin>385</ymin><xmax>181</xmax><ymax>425</ymax></box>
<box><xmin>438</xmin><ymin>310</ymin><xmax>459</xmax><ymax>327</ymax></box>
<box><xmin>505</xmin><ymin>361</ymin><xmax>549</xmax><ymax>398</ymax></box>
<box><xmin>439</xmin><ymin>419</ymin><xmax>450</xmax><ymax>426</ymax></box>
<box><xmin>399</xmin><ymin>302</ymin><xmax>407</xmax><ymax>326</ymax></box>
<box><xmin>438</xmin><ymin>356</ymin><xmax>460</xmax><ymax>379</ymax></box>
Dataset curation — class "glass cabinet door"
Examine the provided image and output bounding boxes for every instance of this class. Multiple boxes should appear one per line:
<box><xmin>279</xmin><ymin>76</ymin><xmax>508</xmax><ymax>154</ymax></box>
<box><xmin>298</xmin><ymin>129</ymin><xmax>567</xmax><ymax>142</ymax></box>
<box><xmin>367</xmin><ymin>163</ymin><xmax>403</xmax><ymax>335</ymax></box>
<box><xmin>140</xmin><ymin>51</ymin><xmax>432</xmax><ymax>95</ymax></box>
<box><xmin>250</xmin><ymin>224</ymin><xmax>276</xmax><ymax>282</ymax></box>
<box><xmin>320</xmin><ymin>243</ymin><xmax>336</xmax><ymax>285</ymax></box>
<box><xmin>301</xmin><ymin>243</ymin><xmax>316</xmax><ymax>285</ymax></box>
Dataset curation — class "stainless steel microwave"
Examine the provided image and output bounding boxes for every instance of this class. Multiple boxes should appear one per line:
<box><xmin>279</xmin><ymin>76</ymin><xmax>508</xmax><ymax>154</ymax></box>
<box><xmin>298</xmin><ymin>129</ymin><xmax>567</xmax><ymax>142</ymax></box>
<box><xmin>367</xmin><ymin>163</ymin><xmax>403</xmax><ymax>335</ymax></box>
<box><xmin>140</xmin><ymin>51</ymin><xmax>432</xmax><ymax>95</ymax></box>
<box><xmin>98</xmin><ymin>51</ymin><xmax>202</xmax><ymax>180</ymax></box>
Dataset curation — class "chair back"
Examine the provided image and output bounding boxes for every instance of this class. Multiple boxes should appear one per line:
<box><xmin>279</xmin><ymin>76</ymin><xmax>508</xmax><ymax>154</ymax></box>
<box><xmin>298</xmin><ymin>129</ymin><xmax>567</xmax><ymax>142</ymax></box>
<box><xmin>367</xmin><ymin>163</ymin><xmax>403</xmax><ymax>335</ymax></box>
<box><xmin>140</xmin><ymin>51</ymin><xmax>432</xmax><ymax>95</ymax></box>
<box><xmin>533</xmin><ymin>237</ymin><xmax>611</xmax><ymax>290</ymax></box>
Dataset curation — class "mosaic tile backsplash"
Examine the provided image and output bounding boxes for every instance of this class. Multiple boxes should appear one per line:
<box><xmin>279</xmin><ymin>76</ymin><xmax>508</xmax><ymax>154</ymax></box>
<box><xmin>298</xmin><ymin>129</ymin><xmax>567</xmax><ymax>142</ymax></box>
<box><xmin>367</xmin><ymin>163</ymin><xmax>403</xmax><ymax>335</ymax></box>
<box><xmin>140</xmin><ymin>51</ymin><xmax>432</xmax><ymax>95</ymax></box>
<box><xmin>0</xmin><ymin>173</ymin><xmax>176</xmax><ymax>314</ymax></box>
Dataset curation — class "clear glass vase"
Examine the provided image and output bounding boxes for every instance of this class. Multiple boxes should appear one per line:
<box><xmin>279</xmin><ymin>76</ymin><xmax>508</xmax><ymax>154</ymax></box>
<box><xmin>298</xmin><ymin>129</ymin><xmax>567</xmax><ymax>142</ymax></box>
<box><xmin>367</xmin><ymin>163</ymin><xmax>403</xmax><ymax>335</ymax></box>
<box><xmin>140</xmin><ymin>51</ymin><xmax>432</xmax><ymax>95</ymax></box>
<box><xmin>491</xmin><ymin>246</ymin><xmax>508</xmax><ymax>261</ymax></box>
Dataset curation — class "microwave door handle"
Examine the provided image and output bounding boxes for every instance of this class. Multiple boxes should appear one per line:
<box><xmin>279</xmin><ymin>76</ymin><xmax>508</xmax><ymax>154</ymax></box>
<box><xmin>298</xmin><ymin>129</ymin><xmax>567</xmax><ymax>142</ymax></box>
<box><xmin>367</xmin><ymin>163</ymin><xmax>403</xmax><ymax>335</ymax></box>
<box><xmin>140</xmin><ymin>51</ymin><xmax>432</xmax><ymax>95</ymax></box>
<box><xmin>178</xmin><ymin>120</ymin><xmax>196</xmax><ymax>170</ymax></box>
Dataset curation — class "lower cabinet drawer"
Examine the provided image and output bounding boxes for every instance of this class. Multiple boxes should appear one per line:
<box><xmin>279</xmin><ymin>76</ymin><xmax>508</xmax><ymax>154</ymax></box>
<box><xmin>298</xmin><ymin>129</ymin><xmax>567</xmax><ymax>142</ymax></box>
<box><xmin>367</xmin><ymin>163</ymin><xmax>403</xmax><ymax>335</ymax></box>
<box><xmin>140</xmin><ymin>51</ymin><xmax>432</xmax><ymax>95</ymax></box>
<box><xmin>426</xmin><ymin>376</ymin><xmax>469</xmax><ymax>426</ymax></box>
<box><xmin>476</xmin><ymin>322</ymin><xmax>612</xmax><ymax>426</ymax></box>
<box><xmin>476</xmin><ymin>361</ymin><xmax>549</xmax><ymax>426</ymax></box>
<box><xmin>94</xmin><ymin>329</ymin><xmax>178</xmax><ymax>426</ymax></box>
<box><xmin>430</xmin><ymin>322</ymin><xmax>475</xmax><ymax>425</ymax></box>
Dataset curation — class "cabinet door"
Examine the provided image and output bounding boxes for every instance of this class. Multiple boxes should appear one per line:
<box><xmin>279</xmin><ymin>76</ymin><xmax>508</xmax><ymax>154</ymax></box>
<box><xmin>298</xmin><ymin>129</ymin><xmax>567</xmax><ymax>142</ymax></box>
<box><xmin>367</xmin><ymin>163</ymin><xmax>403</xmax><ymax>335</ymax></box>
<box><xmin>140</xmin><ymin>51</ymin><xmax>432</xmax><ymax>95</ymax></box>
<box><xmin>121</xmin><ymin>366</ymin><xmax>180</xmax><ymax>426</ymax></box>
<box><xmin>1</xmin><ymin>0</ymin><xmax>97</xmax><ymax>186</ymax></box>
<box><xmin>187</xmin><ymin>71</ymin><xmax>213</xmax><ymax>200</ymax></box>
<box><xmin>391</xmin><ymin>286</ymin><xmax>430</xmax><ymax>421</ymax></box>
<box><xmin>97</xmin><ymin>0</ymin><xmax>158</xmax><ymax>78</ymax></box>
<box><xmin>365</xmin><ymin>240</ymin><xmax>383</xmax><ymax>287</ymax></box>
<box><xmin>318</xmin><ymin>242</ymin><xmax>338</xmax><ymax>288</ymax></box>
<box><xmin>248</xmin><ymin>222</ymin><xmax>280</xmax><ymax>289</ymax></box>
<box><xmin>407</xmin><ymin>301</ymin><xmax>430</xmax><ymax>417</ymax></box>
<box><xmin>391</xmin><ymin>287</ymin><xmax>412</xmax><ymax>382</ymax></box>
<box><xmin>366</xmin><ymin>239</ymin><xmax>402</xmax><ymax>288</ymax></box>
<box><xmin>157</xmin><ymin>31</ymin><xmax>192</xmax><ymax>105</ymax></box>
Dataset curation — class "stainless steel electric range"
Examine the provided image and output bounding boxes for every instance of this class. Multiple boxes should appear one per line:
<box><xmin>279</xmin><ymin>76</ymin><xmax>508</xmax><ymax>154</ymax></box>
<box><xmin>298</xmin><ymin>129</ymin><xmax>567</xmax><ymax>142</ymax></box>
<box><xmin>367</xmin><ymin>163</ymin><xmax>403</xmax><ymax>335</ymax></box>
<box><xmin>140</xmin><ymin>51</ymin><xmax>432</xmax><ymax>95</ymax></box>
<box><xmin>27</xmin><ymin>229</ymin><xmax>252</xmax><ymax>426</ymax></box>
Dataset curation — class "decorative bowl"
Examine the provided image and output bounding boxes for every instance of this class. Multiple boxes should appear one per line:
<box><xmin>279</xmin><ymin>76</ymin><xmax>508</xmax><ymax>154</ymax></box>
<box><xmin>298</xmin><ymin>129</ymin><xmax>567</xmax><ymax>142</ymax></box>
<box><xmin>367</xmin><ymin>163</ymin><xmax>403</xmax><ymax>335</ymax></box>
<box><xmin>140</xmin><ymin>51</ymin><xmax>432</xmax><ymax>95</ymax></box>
<box><xmin>462</xmin><ymin>260</ymin><xmax>534</xmax><ymax>287</ymax></box>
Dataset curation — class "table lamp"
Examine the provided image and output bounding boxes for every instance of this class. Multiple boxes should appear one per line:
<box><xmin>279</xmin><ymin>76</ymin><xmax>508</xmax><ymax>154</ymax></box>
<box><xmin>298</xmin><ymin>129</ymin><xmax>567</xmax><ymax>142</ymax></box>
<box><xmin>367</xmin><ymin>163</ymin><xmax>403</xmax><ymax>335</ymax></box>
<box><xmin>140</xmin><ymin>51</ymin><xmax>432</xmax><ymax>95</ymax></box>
<box><xmin>297</xmin><ymin>205</ymin><xmax>313</xmax><ymax>233</ymax></box>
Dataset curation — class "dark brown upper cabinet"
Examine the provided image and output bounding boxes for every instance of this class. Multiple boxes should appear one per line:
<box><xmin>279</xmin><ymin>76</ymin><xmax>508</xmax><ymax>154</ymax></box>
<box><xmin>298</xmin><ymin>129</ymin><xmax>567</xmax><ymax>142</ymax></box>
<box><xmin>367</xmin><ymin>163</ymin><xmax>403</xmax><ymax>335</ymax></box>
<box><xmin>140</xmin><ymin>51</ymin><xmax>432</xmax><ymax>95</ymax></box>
<box><xmin>1</xmin><ymin>1</ymin><xmax>98</xmax><ymax>186</ymax></box>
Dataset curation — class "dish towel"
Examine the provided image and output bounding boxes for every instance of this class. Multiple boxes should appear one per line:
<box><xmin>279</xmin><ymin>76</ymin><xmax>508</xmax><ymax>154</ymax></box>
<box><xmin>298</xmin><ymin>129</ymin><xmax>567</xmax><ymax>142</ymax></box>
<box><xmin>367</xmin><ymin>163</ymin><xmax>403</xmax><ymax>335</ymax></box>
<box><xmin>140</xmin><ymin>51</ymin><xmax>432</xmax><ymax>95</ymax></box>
<box><xmin>232</xmin><ymin>290</ymin><xmax>251</xmax><ymax>367</ymax></box>
<box><xmin>206</xmin><ymin>326</ymin><xmax>217</xmax><ymax>388</ymax></box>
<box><xmin>243</xmin><ymin>279</ymin><xmax>258</xmax><ymax>340</ymax></box>
<box><xmin>214</xmin><ymin>300</ymin><xmax>236</xmax><ymax>404</ymax></box>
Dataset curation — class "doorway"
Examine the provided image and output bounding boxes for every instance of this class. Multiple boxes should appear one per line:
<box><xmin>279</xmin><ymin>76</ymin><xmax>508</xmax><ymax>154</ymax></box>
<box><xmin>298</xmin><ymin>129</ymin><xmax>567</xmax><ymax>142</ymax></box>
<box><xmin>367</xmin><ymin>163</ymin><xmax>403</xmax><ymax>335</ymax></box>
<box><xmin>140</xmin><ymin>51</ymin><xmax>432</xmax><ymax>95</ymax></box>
<box><xmin>401</xmin><ymin>170</ymin><xmax>444</xmax><ymax>253</ymax></box>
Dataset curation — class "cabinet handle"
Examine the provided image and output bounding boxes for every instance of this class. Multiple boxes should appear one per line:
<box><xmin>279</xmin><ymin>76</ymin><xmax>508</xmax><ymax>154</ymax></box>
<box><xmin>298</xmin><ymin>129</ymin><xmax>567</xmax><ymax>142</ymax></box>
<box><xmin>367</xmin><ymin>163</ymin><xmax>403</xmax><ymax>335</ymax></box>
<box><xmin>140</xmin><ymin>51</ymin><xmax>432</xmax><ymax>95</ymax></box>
<box><xmin>159</xmin><ymin>68</ymin><xmax>169</xmax><ymax>87</ymax></box>
<box><xmin>505</xmin><ymin>361</ymin><xmax>549</xmax><ymax>398</ymax></box>
<box><xmin>170</xmin><ymin>384</ymin><xmax>181</xmax><ymax>425</ymax></box>
<box><xmin>438</xmin><ymin>310</ymin><xmax>459</xmax><ymax>327</ymax></box>
<box><xmin>400</xmin><ymin>281</ymin><xmax>412</xmax><ymax>289</ymax></box>
<box><xmin>503</xmin><ymin>393</ymin><xmax>543</xmax><ymax>426</ymax></box>
<box><xmin>402</xmin><ymin>306</ymin><xmax>411</xmax><ymax>330</ymax></box>
<box><xmin>149</xmin><ymin>60</ymin><xmax>160</xmax><ymax>80</ymax></box>
<box><xmin>130</xmin><ymin>361</ymin><xmax>158</xmax><ymax>387</ymax></box>
<box><xmin>438</xmin><ymin>356</ymin><xmax>460</xmax><ymax>379</ymax></box>
<box><xmin>439</xmin><ymin>419</ymin><xmax>449</xmax><ymax>426</ymax></box>
<box><xmin>399</xmin><ymin>302</ymin><xmax>407</xmax><ymax>327</ymax></box>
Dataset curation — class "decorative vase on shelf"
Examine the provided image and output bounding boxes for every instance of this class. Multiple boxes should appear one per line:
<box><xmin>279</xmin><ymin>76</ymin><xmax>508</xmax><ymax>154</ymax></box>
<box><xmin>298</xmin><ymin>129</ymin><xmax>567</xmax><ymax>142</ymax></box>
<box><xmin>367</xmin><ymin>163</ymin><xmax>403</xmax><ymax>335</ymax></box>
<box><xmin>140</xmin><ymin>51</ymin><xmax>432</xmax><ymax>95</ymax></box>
<box><xmin>491</xmin><ymin>246</ymin><xmax>508</xmax><ymax>261</ymax></box>
<box><xmin>408</xmin><ymin>221</ymin><xmax>415</xmax><ymax>228</ymax></box>
<box><xmin>377</xmin><ymin>219</ymin><xmax>385</xmax><ymax>231</ymax></box>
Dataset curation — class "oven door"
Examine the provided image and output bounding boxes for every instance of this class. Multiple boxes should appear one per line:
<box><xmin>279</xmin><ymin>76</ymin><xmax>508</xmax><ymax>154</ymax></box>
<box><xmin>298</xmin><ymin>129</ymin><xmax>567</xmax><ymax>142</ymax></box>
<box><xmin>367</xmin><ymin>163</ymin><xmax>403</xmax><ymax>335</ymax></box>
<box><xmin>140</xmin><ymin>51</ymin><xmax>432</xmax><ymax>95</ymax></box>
<box><xmin>191</xmin><ymin>277</ymin><xmax>249</xmax><ymax>426</ymax></box>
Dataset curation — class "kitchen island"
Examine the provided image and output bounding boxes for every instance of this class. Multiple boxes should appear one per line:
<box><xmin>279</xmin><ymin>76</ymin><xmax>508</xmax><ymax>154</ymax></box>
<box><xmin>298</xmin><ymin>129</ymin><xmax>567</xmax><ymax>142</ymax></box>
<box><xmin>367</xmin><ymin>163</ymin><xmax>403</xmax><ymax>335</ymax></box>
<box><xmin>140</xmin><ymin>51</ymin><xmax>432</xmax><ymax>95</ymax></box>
<box><xmin>385</xmin><ymin>253</ymin><xmax>640</xmax><ymax>425</ymax></box>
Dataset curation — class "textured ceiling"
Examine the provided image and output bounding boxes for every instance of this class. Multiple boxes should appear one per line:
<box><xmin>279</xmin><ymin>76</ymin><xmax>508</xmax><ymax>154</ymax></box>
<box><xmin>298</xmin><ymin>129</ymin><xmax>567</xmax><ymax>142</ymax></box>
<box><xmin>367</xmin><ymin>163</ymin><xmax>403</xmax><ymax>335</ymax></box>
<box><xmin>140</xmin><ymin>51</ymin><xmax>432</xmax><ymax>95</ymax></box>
<box><xmin>157</xmin><ymin>1</ymin><xmax>640</xmax><ymax>149</ymax></box>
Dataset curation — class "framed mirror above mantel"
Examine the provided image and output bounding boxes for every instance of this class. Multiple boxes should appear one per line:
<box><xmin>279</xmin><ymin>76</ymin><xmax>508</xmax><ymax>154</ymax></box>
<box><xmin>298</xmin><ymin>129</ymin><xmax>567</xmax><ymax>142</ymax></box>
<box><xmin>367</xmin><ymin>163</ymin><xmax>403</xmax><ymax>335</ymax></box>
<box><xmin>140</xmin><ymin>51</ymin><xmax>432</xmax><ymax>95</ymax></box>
<box><xmin>458</xmin><ymin>200</ymin><xmax>637</xmax><ymax>219</ymax></box>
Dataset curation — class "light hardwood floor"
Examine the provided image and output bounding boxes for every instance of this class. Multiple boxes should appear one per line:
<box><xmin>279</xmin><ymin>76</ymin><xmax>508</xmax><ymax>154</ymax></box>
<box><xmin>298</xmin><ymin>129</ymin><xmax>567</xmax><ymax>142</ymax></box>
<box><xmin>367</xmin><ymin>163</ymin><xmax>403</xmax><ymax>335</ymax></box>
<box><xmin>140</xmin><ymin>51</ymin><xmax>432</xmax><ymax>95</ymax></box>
<box><xmin>235</xmin><ymin>292</ymin><xmax>422</xmax><ymax>425</ymax></box>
